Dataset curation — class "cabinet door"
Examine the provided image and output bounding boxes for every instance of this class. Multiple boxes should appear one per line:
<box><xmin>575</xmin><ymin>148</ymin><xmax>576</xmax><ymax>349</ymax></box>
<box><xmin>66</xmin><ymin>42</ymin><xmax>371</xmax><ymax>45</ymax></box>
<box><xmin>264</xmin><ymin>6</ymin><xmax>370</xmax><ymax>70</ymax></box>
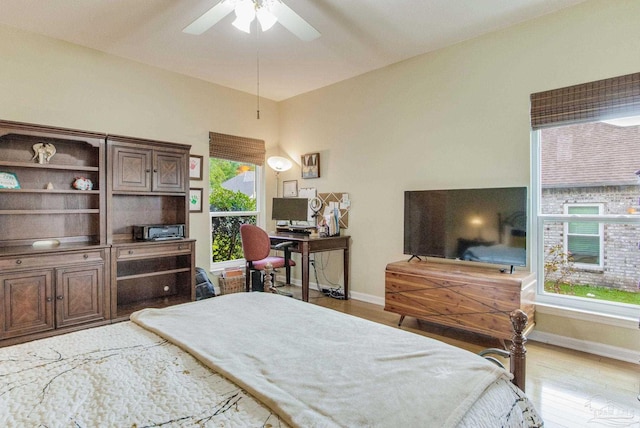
<box><xmin>0</xmin><ymin>270</ymin><xmax>54</xmax><ymax>339</ymax></box>
<box><xmin>153</xmin><ymin>150</ymin><xmax>186</xmax><ymax>192</ymax></box>
<box><xmin>112</xmin><ymin>145</ymin><xmax>152</xmax><ymax>191</ymax></box>
<box><xmin>56</xmin><ymin>264</ymin><xmax>105</xmax><ymax>328</ymax></box>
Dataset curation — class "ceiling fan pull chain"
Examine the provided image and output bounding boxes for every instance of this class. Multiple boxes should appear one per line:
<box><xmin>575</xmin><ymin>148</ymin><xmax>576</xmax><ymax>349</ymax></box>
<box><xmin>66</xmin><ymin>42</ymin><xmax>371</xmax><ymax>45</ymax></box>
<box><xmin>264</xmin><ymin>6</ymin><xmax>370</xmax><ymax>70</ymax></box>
<box><xmin>256</xmin><ymin>20</ymin><xmax>260</xmax><ymax>120</ymax></box>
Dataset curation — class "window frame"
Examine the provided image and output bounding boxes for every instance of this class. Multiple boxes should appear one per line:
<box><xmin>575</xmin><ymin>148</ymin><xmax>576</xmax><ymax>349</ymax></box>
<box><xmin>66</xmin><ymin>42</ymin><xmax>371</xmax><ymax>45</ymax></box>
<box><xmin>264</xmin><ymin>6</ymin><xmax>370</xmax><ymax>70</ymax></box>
<box><xmin>531</xmin><ymin>130</ymin><xmax>639</xmax><ymax>320</ymax></box>
<box><xmin>208</xmin><ymin>160</ymin><xmax>266</xmax><ymax>271</ymax></box>
<box><xmin>563</xmin><ymin>203</ymin><xmax>604</xmax><ymax>270</ymax></box>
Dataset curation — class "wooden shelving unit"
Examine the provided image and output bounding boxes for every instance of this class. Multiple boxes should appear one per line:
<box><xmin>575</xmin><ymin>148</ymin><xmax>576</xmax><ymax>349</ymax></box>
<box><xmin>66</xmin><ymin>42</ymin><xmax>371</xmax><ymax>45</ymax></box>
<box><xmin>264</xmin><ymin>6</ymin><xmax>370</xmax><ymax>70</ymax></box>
<box><xmin>106</xmin><ymin>135</ymin><xmax>194</xmax><ymax>321</ymax></box>
<box><xmin>0</xmin><ymin>120</ymin><xmax>195</xmax><ymax>345</ymax></box>
<box><xmin>0</xmin><ymin>120</ymin><xmax>109</xmax><ymax>344</ymax></box>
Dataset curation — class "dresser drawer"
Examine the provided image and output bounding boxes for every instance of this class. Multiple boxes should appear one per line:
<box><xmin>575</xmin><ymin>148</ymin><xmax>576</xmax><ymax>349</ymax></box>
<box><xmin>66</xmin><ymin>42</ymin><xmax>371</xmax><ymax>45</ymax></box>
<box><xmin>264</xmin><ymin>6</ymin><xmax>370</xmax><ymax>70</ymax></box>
<box><xmin>0</xmin><ymin>250</ymin><xmax>105</xmax><ymax>270</ymax></box>
<box><xmin>115</xmin><ymin>241</ymin><xmax>193</xmax><ymax>260</ymax></box>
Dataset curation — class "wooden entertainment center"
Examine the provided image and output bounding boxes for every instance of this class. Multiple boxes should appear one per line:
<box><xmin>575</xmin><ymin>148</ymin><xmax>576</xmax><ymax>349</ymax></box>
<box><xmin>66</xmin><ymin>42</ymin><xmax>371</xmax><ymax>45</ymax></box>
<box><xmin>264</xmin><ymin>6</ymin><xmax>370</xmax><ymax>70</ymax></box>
<box><xmin>0</xmin><ymin>120</ymin><xmax>194</xmax><ymax>345</ymax></box>
<box><xmin>385</xmin><ymin>259</ymin><xmax>535</xmax><ymax>341</ymax></box>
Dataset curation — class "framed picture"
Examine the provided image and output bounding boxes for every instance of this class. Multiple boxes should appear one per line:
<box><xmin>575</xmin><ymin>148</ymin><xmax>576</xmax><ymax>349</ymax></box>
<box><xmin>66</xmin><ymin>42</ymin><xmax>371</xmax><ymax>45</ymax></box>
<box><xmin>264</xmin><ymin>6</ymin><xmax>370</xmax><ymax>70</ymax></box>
<box><xmin>189</xmin><ymin>155</ymin><xmax>203</xmax><ymax>180</ymax></box>
<box><xmin>189</xmin><ymin>188</ymin><xmax>203</xmax><ymax>213</ymax></box>
<box><xmin>301</xmin><ymin>152</ymin><xmax>320</xmax><ymax>179</ymax></box>
<box><xmin>283</xmin><ymin>180</ymin><xmax>298</xmax><ymax>197</ymax></box>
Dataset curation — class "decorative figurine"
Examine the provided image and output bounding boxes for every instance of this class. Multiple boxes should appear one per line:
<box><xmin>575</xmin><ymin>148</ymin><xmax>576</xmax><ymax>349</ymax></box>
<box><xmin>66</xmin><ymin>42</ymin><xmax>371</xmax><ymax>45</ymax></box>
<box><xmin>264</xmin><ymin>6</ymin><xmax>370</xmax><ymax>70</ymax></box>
<box><xmin>31</xmin><ymin>142</ymin><xmax>56</xmax><ymax>164</ymax></box>
<box><xmin>72</xmin><ymin>177</ymin><xmax>93</xmax><ymax>190</ymax></box>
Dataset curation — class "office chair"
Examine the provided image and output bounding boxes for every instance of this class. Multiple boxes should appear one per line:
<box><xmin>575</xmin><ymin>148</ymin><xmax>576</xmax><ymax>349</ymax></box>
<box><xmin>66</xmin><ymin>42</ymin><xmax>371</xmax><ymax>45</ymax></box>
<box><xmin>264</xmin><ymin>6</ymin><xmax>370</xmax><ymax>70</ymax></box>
<box><xmin>240</xmin><ymin>224</ymin><xmax>296</xmax><ymax>294</ymax></box>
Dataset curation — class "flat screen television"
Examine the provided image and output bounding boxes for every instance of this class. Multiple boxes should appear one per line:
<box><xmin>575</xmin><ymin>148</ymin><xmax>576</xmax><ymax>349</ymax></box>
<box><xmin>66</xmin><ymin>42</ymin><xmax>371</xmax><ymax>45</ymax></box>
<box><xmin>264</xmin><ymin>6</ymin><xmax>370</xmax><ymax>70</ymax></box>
<box><xmin>404</xmin><ymin>187</ymin><xmax>527</xmax><ymax>268</ymax></box>
<box><xmin>272</xmin><ymin>197</ymin><xmax>309</xmax><ymax>222</ymax></box>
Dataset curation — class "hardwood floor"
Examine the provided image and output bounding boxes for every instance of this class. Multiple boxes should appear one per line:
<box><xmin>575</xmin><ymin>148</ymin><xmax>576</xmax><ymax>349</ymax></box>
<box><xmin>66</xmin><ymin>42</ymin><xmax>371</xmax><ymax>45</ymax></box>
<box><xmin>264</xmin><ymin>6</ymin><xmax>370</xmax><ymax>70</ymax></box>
<box><xmin>280</xmin><ymin>287</ymin><xmax>640</xmax><ymax>427</ymax></box>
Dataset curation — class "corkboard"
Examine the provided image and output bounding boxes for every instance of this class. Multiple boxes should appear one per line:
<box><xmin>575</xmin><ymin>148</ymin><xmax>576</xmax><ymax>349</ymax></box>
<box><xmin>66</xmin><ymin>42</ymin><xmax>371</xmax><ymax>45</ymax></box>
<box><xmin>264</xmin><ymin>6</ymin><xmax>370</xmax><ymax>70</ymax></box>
<box><xmin>318</xmin><ymin>192</ymin><xmax>350</xmax><ymax>229</ymax></box>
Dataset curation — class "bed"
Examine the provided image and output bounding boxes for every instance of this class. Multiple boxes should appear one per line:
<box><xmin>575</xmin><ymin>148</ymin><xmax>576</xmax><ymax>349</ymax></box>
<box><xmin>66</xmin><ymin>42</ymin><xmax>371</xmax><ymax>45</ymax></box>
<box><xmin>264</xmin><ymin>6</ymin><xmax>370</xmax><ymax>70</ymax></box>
<box><xmin>0</xmin><ymin>292</ymin><xmax>543</xmax><ymax>427</ymax></box>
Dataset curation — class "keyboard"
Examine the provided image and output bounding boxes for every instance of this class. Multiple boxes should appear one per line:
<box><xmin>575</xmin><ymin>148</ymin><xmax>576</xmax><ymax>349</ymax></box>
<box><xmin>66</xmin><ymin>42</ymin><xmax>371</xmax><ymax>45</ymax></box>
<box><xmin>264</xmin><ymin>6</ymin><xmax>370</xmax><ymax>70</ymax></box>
<box><xmin>288</xmin><ymin>225</ymin><xmax>313</xmax><ymax>231</ymax></box>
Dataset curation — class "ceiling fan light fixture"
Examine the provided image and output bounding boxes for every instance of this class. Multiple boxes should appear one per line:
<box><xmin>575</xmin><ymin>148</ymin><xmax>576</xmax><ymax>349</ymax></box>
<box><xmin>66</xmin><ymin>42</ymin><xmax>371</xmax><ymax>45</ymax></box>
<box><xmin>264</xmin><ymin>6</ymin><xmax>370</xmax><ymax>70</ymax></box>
<box><xmin>232</xmin><ymin>0</ymin><xmax>256</xmax><ymax>33</ymax></box>
<box><xmin>256</xmin><ymin>8</ymin><xmax>277</xmax><ymax>31</ymax></box>
<box><xmin>184</xmin><ymin>0</ymin><xmax>320</xmax><ymax>40</ymax></box>
<box><xmin>232</xmin><ymin>16</ymin><xmax>253</xmax><ymax>33</ymax></box>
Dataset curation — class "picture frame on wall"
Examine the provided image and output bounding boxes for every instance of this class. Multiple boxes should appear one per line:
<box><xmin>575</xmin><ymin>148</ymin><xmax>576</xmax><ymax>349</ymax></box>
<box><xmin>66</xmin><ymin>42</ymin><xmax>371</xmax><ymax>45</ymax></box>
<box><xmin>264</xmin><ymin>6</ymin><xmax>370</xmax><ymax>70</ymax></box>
<box><xmin>301</xmin><ymin>152</ymin><xmax>320</xmax><ymax>179</ymax></box>
<box><xmin>283</xmin><ymin>180</ymin><xmax>298</xmax><ymax>197</ymax></box>
<box><xmin>189</xmin><ymin>155</ymin><xmax>203</xmax><ymax>180</ymax></box>
<box><xmin>189</xmin><ymin>188</ymin><xmax>203</xmax><ymax>213</ymax></box>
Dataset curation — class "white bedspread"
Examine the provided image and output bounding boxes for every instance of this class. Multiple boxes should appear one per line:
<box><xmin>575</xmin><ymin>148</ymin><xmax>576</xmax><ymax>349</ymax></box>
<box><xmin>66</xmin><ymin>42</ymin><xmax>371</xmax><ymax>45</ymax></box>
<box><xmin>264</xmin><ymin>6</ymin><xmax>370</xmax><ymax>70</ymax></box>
<box><xmin>0</xmin><ymin>321</ymin><xmax>287</xmax><ymax>427</ymax></box>
<box><xmin>131</xmin><ymin>293</ymin><xmax>512</xmax><ymax>428</ymax></box>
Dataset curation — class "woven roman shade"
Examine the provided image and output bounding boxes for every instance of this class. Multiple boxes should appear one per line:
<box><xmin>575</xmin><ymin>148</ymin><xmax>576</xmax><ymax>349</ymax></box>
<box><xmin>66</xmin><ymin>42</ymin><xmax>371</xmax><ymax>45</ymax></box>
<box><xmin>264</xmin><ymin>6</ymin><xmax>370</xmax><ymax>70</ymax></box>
<box><xmin>209</xmin><ymin>132</ymin><xmax>265</xmax><ymax>166</ymax></box>
<box><xmin>530</xmin><ymin>72</ymin><xmax>640</xmax><ymax>129</ymax></box>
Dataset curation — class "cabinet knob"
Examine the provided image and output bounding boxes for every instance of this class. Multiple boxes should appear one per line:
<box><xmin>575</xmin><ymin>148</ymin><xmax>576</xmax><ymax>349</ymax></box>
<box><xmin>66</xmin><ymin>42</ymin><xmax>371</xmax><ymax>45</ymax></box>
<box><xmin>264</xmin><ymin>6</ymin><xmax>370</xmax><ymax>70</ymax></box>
<box><xmin>56</xmin><ymin>296</ymin><xmax>64</xmax><ymax>300</ymax></box>
<box><xmin>83</xmin><ymin>254</ymin><xmax>89</xmax><ymax>259</ymax></box>
<box><xmin>46</xmin><ymin>297</ymin><xmax>53</xmax><ymax>302</ymax></box>
<box><xmin>178</xmin><ymin>245</ymin><xmax>183</xmax><ymax>250</ymax></box>
<box><xmin>153</xmin><ymin>169</ymin><xmax>158</xmax><ymax>173</ymax></box>
<box><xmin>128</xmin><ymin>250</ymin><xmax>134</xmax><ymax>255</ymax></box>
<box><xmin>146</xmin><ymin>169</ymin><xmax>151</xmax><ymax>173</ymax></box>
<box><xmin>15</xmin><ymin>259</ymin><xmax>22</xmax><ymax>265</ymax></box>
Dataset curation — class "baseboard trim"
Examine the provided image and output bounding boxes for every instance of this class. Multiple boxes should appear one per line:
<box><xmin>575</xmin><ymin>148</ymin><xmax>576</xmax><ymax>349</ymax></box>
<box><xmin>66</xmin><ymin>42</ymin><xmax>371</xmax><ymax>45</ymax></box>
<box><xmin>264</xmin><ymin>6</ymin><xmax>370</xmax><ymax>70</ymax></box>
<box><xmin>528</xmin><ymin>330</ymin><xmax>640</xmax><ymax>365</ymax></box>
<box><xmin>279</xmin><ymin>277</ymin><xmax>385</xmax><ymax>306</ymax></box>
<box><xmin>349</xmin><ymin>290</ymin><xmax>384</xmax><ymax>306</ymax></box>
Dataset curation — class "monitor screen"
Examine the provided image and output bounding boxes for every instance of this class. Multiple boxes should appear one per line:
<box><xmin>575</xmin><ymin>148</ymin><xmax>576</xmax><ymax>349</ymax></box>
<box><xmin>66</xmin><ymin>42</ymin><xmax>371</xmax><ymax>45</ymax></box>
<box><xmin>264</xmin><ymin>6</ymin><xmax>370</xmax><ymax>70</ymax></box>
<box><xmin>272</xmin><ymin>198</ymin><xmax>309</xmax><ymax>222</ymax></box>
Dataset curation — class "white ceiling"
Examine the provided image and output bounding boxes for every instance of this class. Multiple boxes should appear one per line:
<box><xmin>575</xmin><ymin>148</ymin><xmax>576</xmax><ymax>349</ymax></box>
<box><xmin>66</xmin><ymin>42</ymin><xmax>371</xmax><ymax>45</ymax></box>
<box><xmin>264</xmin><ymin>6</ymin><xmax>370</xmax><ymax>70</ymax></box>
<box><xmin>0</xmin><ymin>0</ymin><xmax>585</xmax><ymax>101</ymax></box>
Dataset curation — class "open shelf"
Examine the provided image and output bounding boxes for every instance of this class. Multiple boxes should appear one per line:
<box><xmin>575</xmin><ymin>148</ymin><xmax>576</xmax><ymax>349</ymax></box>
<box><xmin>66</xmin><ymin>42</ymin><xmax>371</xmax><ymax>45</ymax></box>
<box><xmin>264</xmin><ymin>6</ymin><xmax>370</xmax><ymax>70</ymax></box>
<box><xmin>0</xmin><ymin>209</ymin><xmax>100</xmax><ymax>215</ymax></box>
<box><xmin>117</xmin><ymin>267</ymin><xmax>191</xmax><ymax>281</ymax></box>
<box><xmin>114</xmin><ymin>266</ymin><xmax>192</xmax><ymax>318</ymax></box>
<box><xmin>113</xmin><ymin>294</ymin><xmax>192</xmax><ymax>321</ymax></box>
<box><xmin>0</xmin><ymin>189</ymin><xmax>100</xmax><ymax>194</ymax></box>
<box><xmin>0</xmin><ymin>161</ymin><xmax>99</xmax><ymax>171</ymax></box>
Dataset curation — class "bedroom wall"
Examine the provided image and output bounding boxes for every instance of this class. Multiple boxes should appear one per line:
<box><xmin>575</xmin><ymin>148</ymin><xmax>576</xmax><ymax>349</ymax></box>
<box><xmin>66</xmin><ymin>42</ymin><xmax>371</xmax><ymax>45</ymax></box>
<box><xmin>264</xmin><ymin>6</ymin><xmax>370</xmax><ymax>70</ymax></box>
<box><xmin>277</xmin><ymin>0</ymin><xmax>640</xmax><ymax>359</ymax></box>
<box><xmin>0</xmin><ymin>23</ymin><xmax>280</xmax><ymax>272</ymax></box>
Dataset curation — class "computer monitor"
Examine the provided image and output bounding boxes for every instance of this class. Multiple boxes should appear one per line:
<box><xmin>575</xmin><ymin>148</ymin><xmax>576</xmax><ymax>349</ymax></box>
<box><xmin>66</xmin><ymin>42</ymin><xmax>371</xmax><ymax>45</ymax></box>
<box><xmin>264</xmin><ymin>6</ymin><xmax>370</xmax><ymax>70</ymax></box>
<box><xmin>272</xmin><ymin>198</ymin><xmax>309</xmax><ymax>222</ymax></box>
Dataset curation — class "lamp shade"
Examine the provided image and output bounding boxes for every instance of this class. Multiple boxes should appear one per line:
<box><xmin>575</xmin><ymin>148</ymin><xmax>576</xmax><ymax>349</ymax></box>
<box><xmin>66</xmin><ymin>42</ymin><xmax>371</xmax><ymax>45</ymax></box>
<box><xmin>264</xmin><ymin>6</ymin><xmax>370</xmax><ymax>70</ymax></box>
<box><xmin>267</xmin><ymin>156</ymin><xmax>293</xmax><ymax>172</ymax></box>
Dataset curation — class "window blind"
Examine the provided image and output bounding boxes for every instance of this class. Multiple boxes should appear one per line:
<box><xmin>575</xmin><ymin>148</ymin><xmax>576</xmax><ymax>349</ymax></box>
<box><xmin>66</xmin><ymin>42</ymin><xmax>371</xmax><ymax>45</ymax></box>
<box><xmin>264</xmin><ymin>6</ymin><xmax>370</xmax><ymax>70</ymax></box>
<box><xmin>530</xmin><ymin>72</ymin><xmax>640</xmax><ymax>129</ymax></box>
<box><xmin>209</xmin><ymin>132</ymin><xmax>265</xmax><ymax>166</ymax></box>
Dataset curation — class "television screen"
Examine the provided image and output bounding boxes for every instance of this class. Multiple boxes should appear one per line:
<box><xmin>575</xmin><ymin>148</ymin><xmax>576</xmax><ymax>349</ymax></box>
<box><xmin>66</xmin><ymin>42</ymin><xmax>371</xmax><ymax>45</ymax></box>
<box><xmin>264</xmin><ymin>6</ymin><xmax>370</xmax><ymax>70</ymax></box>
<box><xmin>404</xmin><ymin>187</ymin><xmax>527</xmax><ymax>267</ymax></box>
<box><xmin>272</xmin><ymin>198</ymin><xmax>309</xmax><ymax>222</ymax></box>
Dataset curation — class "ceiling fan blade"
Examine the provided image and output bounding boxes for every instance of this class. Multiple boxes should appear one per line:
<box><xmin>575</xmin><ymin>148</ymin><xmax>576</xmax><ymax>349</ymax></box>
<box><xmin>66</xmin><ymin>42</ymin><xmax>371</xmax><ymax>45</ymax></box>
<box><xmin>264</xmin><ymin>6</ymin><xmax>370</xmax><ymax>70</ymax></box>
<box><xmin>183</xmin><ymin>0</ymin><xmax>235</xmax><ymax>35</ymax></box>
<box><xmin>271</xmin><ymin>1</ymin><xmax>320</xmax><ymax>41</ymax></box>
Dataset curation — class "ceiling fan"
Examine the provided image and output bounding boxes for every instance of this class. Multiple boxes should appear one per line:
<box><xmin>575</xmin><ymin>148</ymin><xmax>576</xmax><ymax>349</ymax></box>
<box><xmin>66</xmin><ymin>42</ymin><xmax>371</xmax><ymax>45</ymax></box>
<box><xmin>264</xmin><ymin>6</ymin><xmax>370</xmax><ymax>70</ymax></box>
<box><xmin>183</xmin><ymin>0</ymin><xmax>321</xmax><ymax>41</ymax></box>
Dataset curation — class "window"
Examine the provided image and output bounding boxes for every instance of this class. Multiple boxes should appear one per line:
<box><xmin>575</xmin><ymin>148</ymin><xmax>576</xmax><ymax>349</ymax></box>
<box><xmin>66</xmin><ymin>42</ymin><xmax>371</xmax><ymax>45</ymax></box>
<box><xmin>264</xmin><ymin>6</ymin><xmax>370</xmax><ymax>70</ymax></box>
<box><xmin>531</xmin><ymin>73</ymin><xmax>640</xmax><ymax>318</ymax></box>
<box><xmin>564</xmin><ymin>204</ymin><xmax>602</xmax><ymax>269</ymax></box>
<box><xmin>209</xmin><ymin>132</ymin><xmax>265</xmax><ymax>269</ymax></box>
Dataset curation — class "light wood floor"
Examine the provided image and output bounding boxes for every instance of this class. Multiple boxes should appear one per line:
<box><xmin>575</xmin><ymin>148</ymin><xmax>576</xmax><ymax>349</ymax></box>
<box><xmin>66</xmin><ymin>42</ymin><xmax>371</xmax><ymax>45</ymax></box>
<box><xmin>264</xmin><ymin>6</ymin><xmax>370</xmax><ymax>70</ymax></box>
<box><xmin>280</xmin><ymin>287</ymin><xmax>640</xmax><ymax>427</ymax></box>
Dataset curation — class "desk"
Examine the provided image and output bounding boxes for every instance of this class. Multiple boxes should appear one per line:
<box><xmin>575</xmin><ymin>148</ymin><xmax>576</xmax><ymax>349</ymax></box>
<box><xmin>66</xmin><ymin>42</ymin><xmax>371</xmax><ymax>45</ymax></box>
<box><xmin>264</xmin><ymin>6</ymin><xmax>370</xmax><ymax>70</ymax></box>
<box><xmin>269</xmin><ymin>233</ymin><xmax>350</xmax><ymax>302</ymax></box>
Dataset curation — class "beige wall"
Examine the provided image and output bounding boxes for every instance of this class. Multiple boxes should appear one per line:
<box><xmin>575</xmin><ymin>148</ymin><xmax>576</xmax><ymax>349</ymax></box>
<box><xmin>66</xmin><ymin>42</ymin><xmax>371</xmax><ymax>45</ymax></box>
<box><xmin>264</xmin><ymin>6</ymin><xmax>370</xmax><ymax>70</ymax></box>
<box><xmin>278</xmin><ymin>0</ymin><xmax>640</xmax><ymax>357</ymax></box>
<box><xmin>0</xmin><ymin>23</ymin><xmax>279</xmax><ymax>271</ymax></box>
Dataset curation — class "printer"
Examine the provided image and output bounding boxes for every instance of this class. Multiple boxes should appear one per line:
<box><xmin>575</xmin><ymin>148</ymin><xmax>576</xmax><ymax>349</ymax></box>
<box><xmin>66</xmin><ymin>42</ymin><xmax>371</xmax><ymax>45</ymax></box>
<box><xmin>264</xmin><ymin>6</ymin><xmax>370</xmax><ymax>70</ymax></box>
<box><xmin>133</xmin><ymin>224</ymin><xmax>185</xmax><ymax>241</ymax></box>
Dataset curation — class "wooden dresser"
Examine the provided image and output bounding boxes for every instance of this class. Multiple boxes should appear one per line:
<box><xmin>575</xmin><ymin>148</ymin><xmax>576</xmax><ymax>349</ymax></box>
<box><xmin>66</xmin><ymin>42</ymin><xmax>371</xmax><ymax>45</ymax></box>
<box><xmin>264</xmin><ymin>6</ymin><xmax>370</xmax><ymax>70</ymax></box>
<box><xmin>385</xmin><ymin>260</ymin><xmax>535</xmax><ymax>340</ymax></box>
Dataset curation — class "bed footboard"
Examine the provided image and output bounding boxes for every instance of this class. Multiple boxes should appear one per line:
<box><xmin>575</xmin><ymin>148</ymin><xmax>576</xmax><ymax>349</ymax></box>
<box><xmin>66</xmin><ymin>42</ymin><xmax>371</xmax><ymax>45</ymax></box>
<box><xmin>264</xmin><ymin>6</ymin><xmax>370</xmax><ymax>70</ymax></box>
<box><xmin>509</xmin><ymin>309</ymin><xmax>528</xmax><ymax>391</ymax></box>
<box><xmin>479</xmin><ymin>309</ymin><xmax>528</xmax><ymax>391</ymax></box>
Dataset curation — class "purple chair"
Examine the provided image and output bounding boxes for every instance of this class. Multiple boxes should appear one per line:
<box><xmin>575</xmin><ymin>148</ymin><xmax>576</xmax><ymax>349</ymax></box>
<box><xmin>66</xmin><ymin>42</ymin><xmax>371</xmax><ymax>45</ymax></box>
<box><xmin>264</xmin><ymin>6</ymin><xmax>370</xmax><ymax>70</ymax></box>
<box><xmin>240</xmin><ymin>224</ymin><xmax>296</xmax><ymax>293</ymax></box>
